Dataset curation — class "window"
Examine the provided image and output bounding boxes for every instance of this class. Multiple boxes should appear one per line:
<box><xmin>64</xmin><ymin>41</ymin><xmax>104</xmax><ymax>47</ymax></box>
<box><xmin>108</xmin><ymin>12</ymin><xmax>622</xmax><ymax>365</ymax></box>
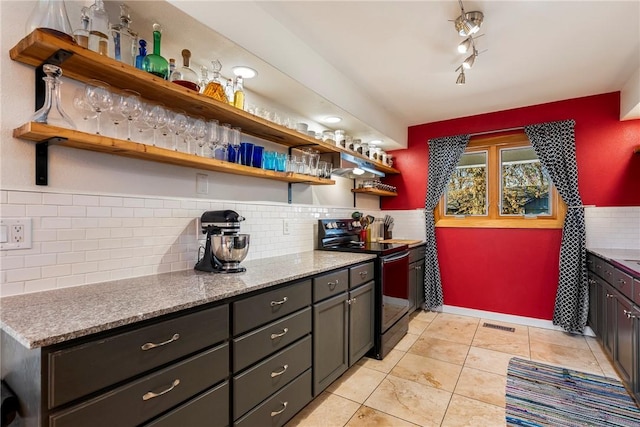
<box><xmin>435</xmin><ymin>133</ymin><xmax>565</xmax><ymax>228</ymax></box>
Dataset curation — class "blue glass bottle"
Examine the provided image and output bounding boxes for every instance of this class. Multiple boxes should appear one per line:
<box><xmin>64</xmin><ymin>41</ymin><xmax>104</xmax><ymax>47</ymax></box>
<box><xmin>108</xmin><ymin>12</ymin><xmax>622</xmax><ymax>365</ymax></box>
<box><xmin>135</xmin><ymin>39</ymin><xmax>146</xmax><ymax>70</ymax></box>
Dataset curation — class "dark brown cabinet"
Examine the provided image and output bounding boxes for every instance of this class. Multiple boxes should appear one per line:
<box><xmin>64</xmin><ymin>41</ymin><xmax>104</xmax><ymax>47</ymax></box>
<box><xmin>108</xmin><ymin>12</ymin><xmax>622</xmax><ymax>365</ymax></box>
<box><xmin>408</xmin><ymin>246</ymin><xmax>426</xmax><ymax>313</ymax></box>
<box><xmin>587</xmin><ymin>252</ymin><xmax>640</xmax><ymax>406</ymax></box>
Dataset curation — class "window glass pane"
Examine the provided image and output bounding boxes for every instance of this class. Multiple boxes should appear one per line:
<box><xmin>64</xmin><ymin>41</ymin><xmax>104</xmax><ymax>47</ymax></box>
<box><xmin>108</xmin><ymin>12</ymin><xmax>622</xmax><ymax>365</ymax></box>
<box><xmin>500</xmin><ymin>147</ymin><xmax>551</xmax><ymax>215</ymax></box>
<box><xmin>445</xmin><ymin>151</ymin><xmax>487</xmax><ymax>216</ymax></box>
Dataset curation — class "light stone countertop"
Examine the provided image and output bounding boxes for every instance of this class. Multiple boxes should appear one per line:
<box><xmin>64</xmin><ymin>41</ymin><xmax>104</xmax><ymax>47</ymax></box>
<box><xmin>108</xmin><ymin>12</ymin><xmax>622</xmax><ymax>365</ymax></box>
<box><xmin>0</xmin><ymin>251</ymin><xmax>376</xmax><ymax>349</ymax></box>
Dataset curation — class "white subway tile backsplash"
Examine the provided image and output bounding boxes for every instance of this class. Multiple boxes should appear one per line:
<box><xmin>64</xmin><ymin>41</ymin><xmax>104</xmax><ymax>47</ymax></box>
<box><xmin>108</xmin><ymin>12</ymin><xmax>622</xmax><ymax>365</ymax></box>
<box><xmin>123</xmin><ymin>198</ymin><xmax>145</xmax><ymax>208</ymax></box>
<box><xmin>1</xmin><ymin>256</ymin><xmax>25</xmax><ymax>270</ymax></box>
<box><xmin>57</xmin><ymin>229</ymin><xmax>87</xmax><ymax>241</ymax></box>
<box><xmin>57</xmin><ymin>252</ymin><xmax>86</xmax><ymax>264</ymax></box>
<box><xmin>41</xmin><ymin>217</ymin><xmax>72</xmax><ymax>229</ymax></box>
<box><xmin>73</xmin><ymin>195</ymin><xmax>100</xmax><ymax>206</ymax></box>
<box><xmin>0</xmin><ymin>205</ymin><xmax>26</xmax><ymax>217</ymax></box>
<box><xmin>87</xmin><ymin>207</ymin><xmax>111</xmax><ymax>217</ymax></box>
<box><xmin>42</xmin><ymin>193</ymin><xmax>73</xmax><ymax>205</ymax></box>
<box><xmin>8</xmin><ymin>191</ymin><xmax>42</xmax><ymax>205</ymax></box>
<box><xmin>41</xmin><ymin>241</ymin><xmax>72</xmax><ymax>253</ymax></box>
<box><xmin>58</xmin><ymin>206</ymin><xmax>87</xmax><ymax>217</ymax></box>
<box><xmin>24</xmin><ymin>278</ymin><xmax>57</xmax><ymax>293</ymax></box>
<box><xmin>585</xmin><ymin>206</ymin><xmax>640</xmax><ymax>250</ymax></box>
<box><xmin>24</xmin><ymin>254</ymin><xmax>57</xmax><ymax>268</ymax></box>
<box><xmin>111</xmin><ymin>208</ymin><xmax>134</xmax><ymax>218</ymax></box>
<box><xmin>56</xmin><ymin>275</ymin><xmax>86</xmax><ymax>288</ymax></box>
<box><xmin>26</xmin><ymin>204</ymin><xmax>58</xmax><ymax>217</ymax></box>
<box><xmin>72</xmin><ymin>262</ymin><xmax>99</xmax><ymax>275</ymax></box>
<box><xmin>100</xmin><ymin>196</ymin><xmax>123</xmax><ymax>207</ymax></box>
<box><xmin>41</xmin><ymin>264</ymin><xmax>72</xmax><ymax>278</ymax></box>
<box><xmin>6</xmin><ymin>268</ymin><xmax>41</xmax><ymax>282</ymax></box>
<box><xmin>0</xmin><ymin>191</ymin><xmax>7</xmax><ymax>204</ymax></box>
<box><xmin>72</xmin><ymin>240</ymin><xmax>99</xmax><ymax>252</ymax></box>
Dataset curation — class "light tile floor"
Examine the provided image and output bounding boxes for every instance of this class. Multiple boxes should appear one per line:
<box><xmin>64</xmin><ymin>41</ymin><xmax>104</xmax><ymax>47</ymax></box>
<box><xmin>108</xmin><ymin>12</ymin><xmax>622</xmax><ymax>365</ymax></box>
<box><xmin>286</xmin><ymin>310</ymin><xmax>621</xmax><ymax>427</ymax></box>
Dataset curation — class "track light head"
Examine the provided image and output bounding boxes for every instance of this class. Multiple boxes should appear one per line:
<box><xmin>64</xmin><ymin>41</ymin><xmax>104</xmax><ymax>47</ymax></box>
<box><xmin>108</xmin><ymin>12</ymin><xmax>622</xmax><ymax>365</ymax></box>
<box><xmin>462</xmin><ymin>49</ymin><xmax>477</xmax><ymax>69</ymax></box>
<box><xmin>456</xmin><ymin>69</ymin><xmax>466</xmax><ymax>85</ymax></box>
<box><xmin>458</xmin><ymin>36</ymin><xmax>473</xmax><ymax>53</ymax></box>
<box><xmin>454</xmin><ymin>11</ymin><xmax>483</xmax><ymax>36</ymax></box>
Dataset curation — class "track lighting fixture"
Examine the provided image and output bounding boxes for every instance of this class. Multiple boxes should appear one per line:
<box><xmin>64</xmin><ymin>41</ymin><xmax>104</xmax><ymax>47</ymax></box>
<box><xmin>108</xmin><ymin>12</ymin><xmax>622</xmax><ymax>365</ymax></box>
<box><xmin>453</xmin><ymin>0</ymin><xmax>485</xmax><ymax>84</ymax></box>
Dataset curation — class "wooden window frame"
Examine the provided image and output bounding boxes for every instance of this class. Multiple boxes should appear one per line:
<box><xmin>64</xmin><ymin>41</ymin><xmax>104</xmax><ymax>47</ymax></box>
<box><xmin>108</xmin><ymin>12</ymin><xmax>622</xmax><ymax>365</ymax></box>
<box><xmin>435</xmin><ymin>133</ymin><xmax>566</xmax><ymax>229</ymax></box>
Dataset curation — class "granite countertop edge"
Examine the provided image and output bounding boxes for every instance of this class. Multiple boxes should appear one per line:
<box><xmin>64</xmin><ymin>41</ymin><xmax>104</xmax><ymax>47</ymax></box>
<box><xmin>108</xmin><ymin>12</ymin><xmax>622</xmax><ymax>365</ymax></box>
<box><xmin>1</xmin><ymin>251</ymin><xmax>376</xmax><ymax>349</ymax></box>
<box><xmin>587</xmin><ymin>247</ymin><xmax>640</xmax><ymax>278</ymax></box>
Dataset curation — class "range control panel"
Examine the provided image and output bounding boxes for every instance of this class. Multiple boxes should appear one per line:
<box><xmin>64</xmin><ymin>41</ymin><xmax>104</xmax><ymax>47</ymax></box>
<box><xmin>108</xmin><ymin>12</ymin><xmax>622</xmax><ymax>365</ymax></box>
<box><xmin>318</xmin><ymin>219</ymin><xmax>362</xmax><ymax>241</ymax></box>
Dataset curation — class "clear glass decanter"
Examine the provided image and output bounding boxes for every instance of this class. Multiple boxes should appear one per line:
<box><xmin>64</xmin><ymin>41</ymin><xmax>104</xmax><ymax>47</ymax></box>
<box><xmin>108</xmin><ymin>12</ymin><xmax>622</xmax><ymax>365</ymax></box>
<box><xmin>73</xmin><ymin>6</ymin><xmax>90</xmax><ymax>49</ymax></box>
<box><xmin>26</xmin><ymin>0</ymin><xmax>75</xmax><ymax>42</ymax></box>
<box><xmin>170</xmin><ymin>49</ymin><xmax>200</xmax><ymax>92</ymax></box>
<box><xmin>142</xmin><ymin>23</ymin><xmax>169</xmax><ymax>80</ymax></box>
<box><xmin>202</xmin><ymin>59</ymin><xmax>228</xmax><ymax>103</ymax></box>
<box><xmin>110</xmin><ymin>3</ymin><xmax>138</xmax><ymax>66</ymax></box>
<box><xmin>31</xmin><ymin>64</ymin><xmax>76</xmax><ymax>129</ymax></box>
<box><xmin>88</xmin><ymin>0</ymin><xmax>110</xmax><ymax>56</ymax></box>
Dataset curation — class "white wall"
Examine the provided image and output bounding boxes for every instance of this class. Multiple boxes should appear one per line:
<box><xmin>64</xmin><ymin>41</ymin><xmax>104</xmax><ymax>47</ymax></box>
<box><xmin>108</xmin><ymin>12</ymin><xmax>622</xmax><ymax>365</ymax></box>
<box><xmin>0</xmin><ymin>1</ymin><xmax>388</xmax><ymax>296</ymax></box>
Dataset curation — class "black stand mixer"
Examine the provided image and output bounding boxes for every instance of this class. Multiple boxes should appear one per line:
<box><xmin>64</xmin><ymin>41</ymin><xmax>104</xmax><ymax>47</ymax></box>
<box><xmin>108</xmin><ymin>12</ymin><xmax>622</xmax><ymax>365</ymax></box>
<box><xmin>195</xmin><ymin>210</ymin><xmax>250</xmax><ymax>273</ymax></box>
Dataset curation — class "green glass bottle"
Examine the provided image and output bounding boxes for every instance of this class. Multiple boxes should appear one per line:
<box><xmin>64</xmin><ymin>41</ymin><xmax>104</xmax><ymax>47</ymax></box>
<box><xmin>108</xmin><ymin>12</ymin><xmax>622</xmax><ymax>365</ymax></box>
<box><xmin>142</xmin><ymin>23</ymin><xmax>168</xmax><ymax>79</ymax></box>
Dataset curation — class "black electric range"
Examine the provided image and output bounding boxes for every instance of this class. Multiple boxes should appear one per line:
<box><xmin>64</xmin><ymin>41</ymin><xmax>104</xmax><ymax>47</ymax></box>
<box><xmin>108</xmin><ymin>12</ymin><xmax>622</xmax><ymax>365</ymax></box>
<box><xmin>318</xmin><ymin>219</ymin><xmax>410</xmax><ymax>359</ymax></box>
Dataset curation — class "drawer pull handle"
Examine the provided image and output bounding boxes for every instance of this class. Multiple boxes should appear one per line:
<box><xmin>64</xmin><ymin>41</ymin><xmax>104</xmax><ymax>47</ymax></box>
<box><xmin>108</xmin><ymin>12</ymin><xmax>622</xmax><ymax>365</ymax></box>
<box><xmin>270</xmin><ymin>328</ymin><xmax>289</xmax><ymax>339</ymax></box>
<box><xmin>270</xmin><ymin>364</ymin><xmax>289</xmax><ymax>378</ymax></box>
<box><xmin>141</xmin><ymin>333</ymin><xmax>180</xmax><ymax>351</ymax></box>
<box><xmin>328</xmin><ymin>279</ymin><xmax>338</xmax><ymax>289</ymax></box>
<box><xmin>270</xmin><ymin>297</ymin><xmax>288</xmax><ymax>307</ymax></box>
<box><xmin>606</xmin><ymin>293</ymin><xmax>615</xmax><ymax>299</ymax></box>
<box><xmin>271</xmin><ymin>401</ymin><xmax>288</xmax><ymax>417</ymax></box>
<box><xmin>618</xmin><ymin>279</ymin><xmax>626</xmax><ymax>285</ymax></box>
<box><xmin>359</xmin><ymin>271</ymin><xmax>368</xmax><ymax>277</ymax></box>
<box><xmin>624</xmin><ymin>310</ymin><xmax>638</xmax><ymax>319</ymax></box>
<box><xmin>142</xmin><ymin>379</ymin><xmax>180</xmax><ymax>401</ymax></box>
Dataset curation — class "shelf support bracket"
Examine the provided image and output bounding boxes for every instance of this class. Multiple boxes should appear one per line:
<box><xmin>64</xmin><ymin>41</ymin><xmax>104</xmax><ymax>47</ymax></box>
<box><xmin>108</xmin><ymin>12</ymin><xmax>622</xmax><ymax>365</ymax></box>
<box><xmin>35</xmin><ymin>49</ymin><xmax>74</xmax><ymax>110</ymax></box>
<box><xmin>35</xmin><ymin>137</ymin><xmax>67</xmax><ymax>186</ymax></box>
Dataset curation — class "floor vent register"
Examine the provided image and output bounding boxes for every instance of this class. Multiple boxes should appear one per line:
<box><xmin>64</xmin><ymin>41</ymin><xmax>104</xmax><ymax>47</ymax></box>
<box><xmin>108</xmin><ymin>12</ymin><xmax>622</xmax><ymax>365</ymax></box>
<box><xmin>482</xmin><ymin>322</ymin><xmax>516</xmax><ymax>332</ymax></box>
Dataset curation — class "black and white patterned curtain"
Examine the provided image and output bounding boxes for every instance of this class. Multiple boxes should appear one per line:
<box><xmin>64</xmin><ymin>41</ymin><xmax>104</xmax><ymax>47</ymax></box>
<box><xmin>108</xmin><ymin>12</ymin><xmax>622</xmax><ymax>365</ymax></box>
<box><xmin>423</xmin><ymin>135</ymin><xmax>470</xmax><ymax>310</ymax></box>
<box><xmin>525</xmin><ymin>119</ymin><xmax>587</xmax><ymax>333</ymax></box>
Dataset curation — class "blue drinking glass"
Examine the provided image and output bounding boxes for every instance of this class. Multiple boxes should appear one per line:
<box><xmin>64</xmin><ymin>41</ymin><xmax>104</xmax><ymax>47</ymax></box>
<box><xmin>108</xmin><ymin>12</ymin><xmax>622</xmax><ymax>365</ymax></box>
<box><xmin>252</xmin><ymin>145</ymin><xmax>264</xmax><ymax>168</ymax></box>
<box><xmin>263</xmin><ymin>151</ymin><xmax>276</xmax><ymax>170</ymax></box>
<box><xmin>275</xmin><ymin>152</ymin><xmax>287</xmax><ymax>172</ymax></box>
<box><xmin>227</xmin><ymin>144</ymin><xmax>238</xmax><ymax>163</ymax></box>
<box><xmin>239</xmin><ymin>142</ymin><xmax>254</xmax><ymax>166</ymax></box>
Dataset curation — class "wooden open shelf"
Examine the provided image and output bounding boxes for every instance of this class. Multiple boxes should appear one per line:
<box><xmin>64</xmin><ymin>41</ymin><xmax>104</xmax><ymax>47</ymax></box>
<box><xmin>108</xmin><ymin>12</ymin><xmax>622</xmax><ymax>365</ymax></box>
<box><xmin>351</xmin><ymin>188</ymin><xmax>397</xmax><ymax>197</ymax></box>
<box><xmin>10</xmin><ymin>29</ymin><xmax>400</xmax><ymax>176</ymax></box>
<box><xmin>13</xmin><ymin>122</ymin><xmax>335</xmax><ymax>185</ymax></box>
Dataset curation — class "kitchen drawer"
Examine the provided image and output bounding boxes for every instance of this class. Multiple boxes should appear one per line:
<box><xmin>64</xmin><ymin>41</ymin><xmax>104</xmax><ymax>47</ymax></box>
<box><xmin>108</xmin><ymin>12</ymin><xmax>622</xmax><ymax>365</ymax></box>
<box><xmin>634</xmin><ymin>278</ymin><xmax>640</xmax><ymax>306</ymax></box>
<box><xmin>349</xmin><ymin>262</ymin><xmax>374</xmax><ymax>289</ymax></box>
<box><xmin>314</xmin><ymin>269</ymin><xmax>348</xmax><ymax>301</ymax></box>
<box><xmin>234</xmin><ymin>369</ymin><xmax>312</xmax><ymax>427</ymax></box>
<box><xmin>594</xmin><ymin>257</ymin><xmax>605</xmax><ymax>278</ymax></box>
<box><xmin>233</xmin><ymin>280</ymin><xmax>311</xmax><ymax>335</ymax></box>
<box><xmin>233</xmin><ymin>307</ymin><xmax>311</xmax><ymax>372</ymax></box>
<box><xmin>409</xmin><ymin>247</ymin><xmax>425</xmax><ymax>264</ymax></box>
<box><xmin>614</xmin><ymin>268</ymin><xmax>634</xmax><ymax>300</ymax></box>
<box><xmin>233</xmin><ymin>335</ymin><xmax>311</xmax><ymax>419</ymax></box>
<box><xmin>48</xmin><ymin>304</ymin><xmax>228</xmax><ymax>408</ymax></box>
<box><xmin>144</xmin><ymin>381</ymin><xmax>229</xmax><ymax>427</ymax></box>
<box><xmin>49</xmin><ymin>343</ymin><xmax>229</xmax><ymax>427</ymax></box>
<box><xmin>602</xmin><ymin>262</ymin><xmax>615</xmax><ymax>285</ymax></box>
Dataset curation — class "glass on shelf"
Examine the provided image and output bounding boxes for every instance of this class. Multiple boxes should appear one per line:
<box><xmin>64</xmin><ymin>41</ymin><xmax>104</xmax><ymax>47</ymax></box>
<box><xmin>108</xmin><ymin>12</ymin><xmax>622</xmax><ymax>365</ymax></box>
<box><xmin>202</xmin><ymin>59</ymin><xmax>228</xmax><ymax>103</ymax></box>
<box><xmin>26</xmin><ymin>0</ymin><xmax>75</xmax><ymax>42</ymax></box>
<box><xmin>233</xmin><ymin>76</ymin><xmax>245</xmax><ymax>110</ymax></box>
<box><xmin>84</xmin><ymin>79</ymin><xmax>112</xmax><ymax>135</ymax></box>
<box><xmin>31</xmin><ymin>64</ymin><xmax>76</xmax><ymax>129</ymax></box>
<box><xmin>142</xmin><ymin>23</ymin><xmax>169</xmax><ymax>80</ymax></box>
<box><xmin>170</xmin><ymin>49</ymin><xmax>200</xmax><ymax>92</ymax></box>
<box><xmin>73</xmin><ymin>6</ymin><xmax>90</xmax><ymax>49</ymax></box>
<box><xmin>88</xmin><ymin>0</ymin><xmax>110</xmax><ymax>56</ymax></box>
<box><xmin>135</xmin><ymin>39</ymin><xmax>147</xmax><ymax>70</ymax></box>
<box><xmin>110</xmin><ymin>3</ymin><xmax>138</xmax><ymax>66</ymax></box>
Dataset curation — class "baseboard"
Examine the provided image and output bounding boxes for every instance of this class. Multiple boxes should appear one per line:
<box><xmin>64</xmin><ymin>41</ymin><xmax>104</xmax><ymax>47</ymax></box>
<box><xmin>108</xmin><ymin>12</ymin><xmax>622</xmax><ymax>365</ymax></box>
<box><xmin>438</xmin><ymin>305</ymin><xmax>596</xmax><ymax>337</ymax></box>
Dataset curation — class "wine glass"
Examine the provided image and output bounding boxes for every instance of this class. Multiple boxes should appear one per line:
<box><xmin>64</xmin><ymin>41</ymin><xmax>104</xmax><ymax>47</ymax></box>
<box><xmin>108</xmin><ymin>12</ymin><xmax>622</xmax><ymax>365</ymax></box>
<box><xmin>115</xmin><ymin>89</ymin><xmax>142</xmax><ymax>141</ymax></box>
<box><xmin>107</xmin><ymin>93</ymin><xmax>124</xmax><ymax>138</ymax></box>
<box><xmin>230</xmin><ymin>126</ymin><xmax>242</xmax><ymax>164</ymax></box>
<box><xmin>188</xmin><ymin>116</ymin><xmax>207</xmax><ymax>156</ymax></box>
<box><xmin>72</xmin><ymin>87</ymin><xmax>97</xmax><ymax>132</ymax></box>
<box><xmin>142</xmin><ymin>103</ymin><xmax>168</xmax><ymax>147</ymax></box>
<box><xmin>166</xmin><ymin>110</ymin><xmax>189</xmax><ymax>152</ymax></box>
<box><xmin>84</xmin><ymin>80</ymin><xmax>112</xmax><ymax>135</ymax></box>
<box><xmin>208</xmin><ymin>119</ymin><xmax>224</xmax><ymax>159</ymax></box>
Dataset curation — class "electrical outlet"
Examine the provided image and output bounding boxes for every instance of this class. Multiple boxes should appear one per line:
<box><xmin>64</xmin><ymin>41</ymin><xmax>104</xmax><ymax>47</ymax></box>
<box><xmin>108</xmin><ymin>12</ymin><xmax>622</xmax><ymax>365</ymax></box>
<box><xmin>0</xmin><ymin>218</ymin><xmax>32</xmax><ymax>250</ymax></box>
<box><xmin>283</xmin><ymin>219</ymin><xmax>290</xmax><ymax>235</ymax></box>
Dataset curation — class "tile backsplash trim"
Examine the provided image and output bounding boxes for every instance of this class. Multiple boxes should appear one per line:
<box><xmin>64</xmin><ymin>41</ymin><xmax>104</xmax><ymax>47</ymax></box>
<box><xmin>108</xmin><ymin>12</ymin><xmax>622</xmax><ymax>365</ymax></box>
<box><xmin>0</xmin><ymin>190</ymin><xmax>361</xmax><ymax>296</ymax></box>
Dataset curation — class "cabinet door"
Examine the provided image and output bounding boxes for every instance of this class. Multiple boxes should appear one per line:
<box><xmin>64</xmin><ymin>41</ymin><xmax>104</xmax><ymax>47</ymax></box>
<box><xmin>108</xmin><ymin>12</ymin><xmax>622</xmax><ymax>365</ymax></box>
<box><xmin>416</xmin><ymin>260</ymin><xmax>425</xmax><ymax>311</ymax></box>
<box><xmin>348</xmin><ymin>281</ymin><xmax>374</xmax><ymax>366</ymax></box>
<box><xmin>588</xmin><ymin>273</ymin><xmax>600</xmax><ymax>337</ymax></box>
<box><xmin>408</xmin><ymin>262</ymin><xmax>417</xmax><ymax>313</ymax></box>
<box><xmin>615</xmin><ymin>296</ymin><xmax>634</xmax><ymax>384</ymax></box>
<box><xmin>313</xmin><ymin>293</ymin><xmax>348</xmax><ymax>397</ymax></box>
<box><xmin>634</xmin><ymin>314</ymin><xmax>640</xmax><ymax>405</ymax></box>
<box><xmin>604</xmin><ymin>284</ymin><xmax>616</xmax><ymax>358</ymax></box>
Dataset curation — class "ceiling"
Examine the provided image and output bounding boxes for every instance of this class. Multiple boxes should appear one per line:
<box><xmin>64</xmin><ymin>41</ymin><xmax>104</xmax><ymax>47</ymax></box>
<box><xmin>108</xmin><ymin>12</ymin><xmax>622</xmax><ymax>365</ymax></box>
<box><xmin>139</xmin><ymin>1</ymin><xmax>639</xmax><ymax>150</ymax></box>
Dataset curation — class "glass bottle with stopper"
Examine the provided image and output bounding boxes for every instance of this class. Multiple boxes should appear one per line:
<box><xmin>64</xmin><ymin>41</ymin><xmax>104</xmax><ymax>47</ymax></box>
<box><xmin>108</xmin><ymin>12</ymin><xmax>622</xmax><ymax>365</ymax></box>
<box><xmin>142</xmin><ymin>23</ymin><xmax>169</xmax><ymax>80</ymax></box>
<box><xmin>233</xmin><ymin>76</ymin><xmax>245</xmax><ymax>110</ymax></box>
<box><xmin>110</xmin><ymin>3</ymin><xmax>138</xmax><ymax>66</ymax></box>
<box><xmin>170</xmin><ymin>49</ymin><xmax>200</xmax><ymax>91</ymax></box>
<box><xmin>73</xmin><ymin>6</ymin><xmax>90</xmax><ymax>49</ymax></box>
<box><xmin>224</xmin><ymin>78</ymin><xmax>234</xmax><ymax>105</ymax></box>
<box><xmin>31</xmin><ymin>64</ymin><xmax>76</xmax><ymax>129</ymax></box>
<box><xmin>25</xmin><ymin>0</ymin><xmax>75</xmax><ymax>42</ymax></box>
<box><xmin>202</xmin><ymin>59</ymin><xmax>228</xmax><ymax>103</ymax></box>
<box><xmin>88</xmin><ymin>0</ymin><xmax>110</xmax><ymax>56</ymax></box>
<box><xmin>135</xmin><ymin>39</ymin><xmax>147</xmax><ymax>70</ymax></box>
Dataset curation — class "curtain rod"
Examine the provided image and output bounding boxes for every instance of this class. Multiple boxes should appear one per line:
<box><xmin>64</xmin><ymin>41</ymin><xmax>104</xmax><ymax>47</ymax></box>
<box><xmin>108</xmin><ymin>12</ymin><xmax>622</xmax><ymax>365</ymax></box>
<box><xmin>469</xmin><ymin>126</ymin><xmax>524</xmax><ymax>137</ymax></box>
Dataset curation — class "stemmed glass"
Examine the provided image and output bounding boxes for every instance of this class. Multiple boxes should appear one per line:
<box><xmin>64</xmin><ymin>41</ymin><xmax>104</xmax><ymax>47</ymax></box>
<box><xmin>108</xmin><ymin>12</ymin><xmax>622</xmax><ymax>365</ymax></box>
<box><xmin>208</xmin><ymin>120</ymin><xmax>225</xmax><ymax>160</ymax></box>
<box><xmin>115</xmin><ymin>89</ymin><xmax>142</xmax><ymax>141</ymax></box>
<box><xmin>188</xmin><ymin>116</ymin><xmax>208</xmax><ymax>156</ymax></box>
<box><xmin>108</xmin><ymin>93</ymin><xmax>124</xmax><ymax>139</ymax></box>
<box><xmin>167</xmin><ymin>110</ymin><xmax>189</xmax><ymax>152</ymax></box>
<box><xmin>220</xmin><ymin>123</ymin><xmax>232</xmax><ymax>162</ymax></box>
<box><xmin>84</xmin><ymin>80</ymin><xmax>112</xmax><ymax>135</ymax></box>
<box><xmin>142</xmin><ymin>103</ymin><xmax>168</xmax><ymax>147</ymax></box>
<box><xmin>72</xmin><ymin>87</ymin><xmax>97</xmax><ymax>132</ymax></box>
<box><xmin>230</xmin><ymin>126</ymin><xmax>242</xmax><ymax>163</ymax></box>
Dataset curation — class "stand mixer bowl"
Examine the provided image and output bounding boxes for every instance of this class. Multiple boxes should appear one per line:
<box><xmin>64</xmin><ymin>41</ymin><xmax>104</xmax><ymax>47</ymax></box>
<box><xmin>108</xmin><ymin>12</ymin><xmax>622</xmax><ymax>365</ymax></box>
<box><xmin>212</xmin><ymin>234</ymin><xmax>250</xmax><ymax>265</ymax></box>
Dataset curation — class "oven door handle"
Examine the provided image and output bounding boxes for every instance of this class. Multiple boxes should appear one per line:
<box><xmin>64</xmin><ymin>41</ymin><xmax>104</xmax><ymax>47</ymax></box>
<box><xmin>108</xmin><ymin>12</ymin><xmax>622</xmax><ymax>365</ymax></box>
<box><xmin>381</xmin><ymin>251</ymin><xmax>409</xmax><ymax>263</ymax></box>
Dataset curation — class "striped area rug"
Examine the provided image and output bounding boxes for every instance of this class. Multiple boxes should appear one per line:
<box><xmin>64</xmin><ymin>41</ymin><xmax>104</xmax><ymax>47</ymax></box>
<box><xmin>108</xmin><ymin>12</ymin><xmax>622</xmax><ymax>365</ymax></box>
<box><xmin>506</xmin><ymin>357</ymin><xmax>640</xmax><ymax>426</ymax></box>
